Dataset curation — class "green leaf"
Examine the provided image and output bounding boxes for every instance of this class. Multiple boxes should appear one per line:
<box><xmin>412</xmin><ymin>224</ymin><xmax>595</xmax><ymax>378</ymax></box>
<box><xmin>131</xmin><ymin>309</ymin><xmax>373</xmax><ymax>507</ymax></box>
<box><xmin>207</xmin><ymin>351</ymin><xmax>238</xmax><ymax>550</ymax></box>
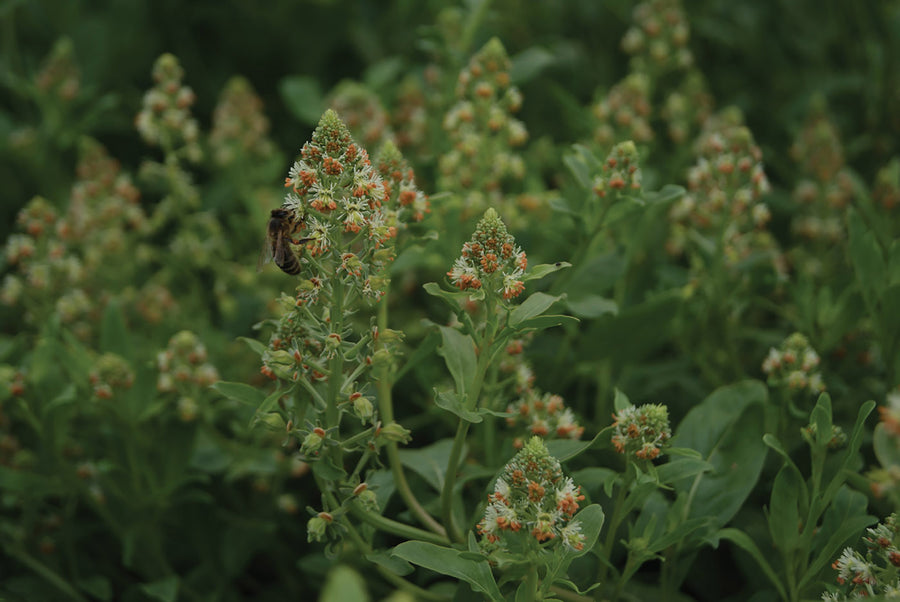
<box><xmin>320</xmin><ymin>565</ymin><xmax>369</xmax><ymax>602</ymax></box>
<box><xmin>395</xmin><ymin>329</ymin><xmax>441</xmax><ymax>382</ymax></box>
<box><xmin>423</xmin><ymin>281</ymin><xmax>469</xmax><ymax>309</ymax></box>
<box><xmin>391</xmin><ymin>542</ymin><xmax>503</xmax><ymax>601</ymax></box>
<box><xmin>613</xmin><ymin>388</ymin><xmax>631</xmax><ymax>412</ymax></box>
<box><xmin>509</xmin><ymin>292</ymin><xmax>563</xmax><ymax>327</ymax></box>
<box><xmin>544</xmin><ymin>504</ymin><xmax>605</xmax><ymax>588</ymax></box>
<box><xmin>434</xmin><ymin>389</ymin><xmax>482</xmax><ymax>423</ymax></box>
<box><xmin>571</xmin><ymin>467</ymin><xmax>619</xmax><ymax>498</ymax></box>
<box><xmin>564</xmin><ymin>252</ymin><xmax>625</xmax><ymax>297</ymax></box>
<box><xmin>716</xmin><ymin>528</ymin><xmax>787</xmax><ymax>601</ymax></box>
<box><xmin>643</xmin><ymin>184</ymin><xmax>685</xmax><ymax>206</ymax></box>
<box><xmin>436</xmin><ymin>326</ymin><xmax>477</xmax><ymax>395</ymax></box>
<box><xmin>847</xmin><ymin>206</ymin><xmax>886</xmax><ymax>312</ymax></box>
<box><xmin>811</xmin><ymin>393</ymin><xmax>833</xmax><ymax>450</ymax></box>
<box><xmin>211</xmin><ymin>381</ymin><xmax>265</xmax><ymax>406</ymax></box>
<box><xmin>874</xmin><ymin>422</ymin><xmax>900</xmax><ymax>468</ymax></box>
<box><xmin>673</xmin><ymin>381</ymin><xmax>768</xmax><ymax>526</ymax></box>
<box><xmin>522</xmin><ymin>262</ymin><xmax>572</xmax><ymax>283</ymax></box>
<box><xmin>888</xmin><ymin>238</ymin><xmax>900</xmax><ymax>287</ymax></box>
<box><xmin>238</xmin><ymin>336</ymin><xmax>267</xmax><ymax>357</ymax></box>
<box><xmin>768</xmin><ymin>466</ymin><xmax>802</xmax><ymax>556</ymax></box>
<box><xmin>801</xmin><ymin>487</ymin><xmax>875</xmax><ymax>591</ymax></box>
<box><xmin>365</xmin><ymin>550</ymin><xmax>413</xmax><ymax>576</ymax></box>
<box><xmin>565</xmin><ymin>294</ymin><xmax>618</xmax><ymax>319</ymax></box>
<box><xmin>41</xmin><ymin>384</ymin><xmax>77</xmax><ymax>417</ymax></box>
<box><xmin>510</xmin><ymin>46</ymin><xmax>556</xmax><ymax>84</ymax></box>
<box><xmin>363</xmin><ymin>57</ymin><xmax>405</xmax><ymax>89</ymax></box>
<box><xmin>250</xmin><ymin>388</ymin><xmax>288</xmax><ymax>426</ymax></box>
<box><xmin>138</xmin><ymin>576</ymin><xmax>179</xmax><ymax>602</ymax></box>
<box><xmin>397</xmin><ymin>438</ymin><xmax>456</xmax><ymax>493</ymax></box>
<box><xmin>656</xmin><ymin>458</ymin><xmax>713</xmax><ymax>485</ymax></box>
<box><xmin>279</xmin><ymin>76</ymin><xmax>325</xmax><ymax>125</ymax></box>
<box><xmin>603</xmin><ymin>196</ymin><xmax>645</xmax><ymax>226</ymax></box>
<box><xmin>99</xmin><ymin>300</ymin><xmax>131</xmax><ymax>359</ymax></box>
<box><xmin>545</xmin><ymin>434</ymin><xmax>601</xmax><ymax>465</ymax></box>
<box><xmin>512</xmin><ymin>314</ymin><xmax>580</xmax><ymax>332</ymax></box>
<box><xmin>581</xmin><ymin>290</ymin><xmax>681</xmax><ymax>363</ymax></box>
<box><xmin>549</xmin><ymin>196</ymin><xmax>575</xmax><ymax>216</ymax></box>
<box><xmin>563</xmin><ymin>145</ymin><xmax>598</xmax><ymax>190</ymax></box>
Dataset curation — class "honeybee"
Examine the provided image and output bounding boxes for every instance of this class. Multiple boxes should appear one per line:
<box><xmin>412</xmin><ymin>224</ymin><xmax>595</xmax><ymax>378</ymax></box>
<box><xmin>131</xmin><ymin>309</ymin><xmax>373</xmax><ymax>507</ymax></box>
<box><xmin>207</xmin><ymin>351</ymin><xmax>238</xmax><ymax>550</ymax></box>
<box><xmin>259</xmin><ymin>208</ymin><xmax>311</xmax><ymax>275</ymax></box>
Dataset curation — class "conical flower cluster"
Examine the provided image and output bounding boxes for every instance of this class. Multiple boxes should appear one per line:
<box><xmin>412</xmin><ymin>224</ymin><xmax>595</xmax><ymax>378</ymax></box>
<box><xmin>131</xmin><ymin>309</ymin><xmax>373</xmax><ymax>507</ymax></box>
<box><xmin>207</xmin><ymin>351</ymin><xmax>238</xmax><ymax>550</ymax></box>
<box><xmin>611</xmin><ymin>403</ymin><xmax>671</xmax><ymax>461</ymax></box>
<box><xmin>477</xmin><ymin>437</ymin><xmax>586</xmax><ymax>552</ymax></box>
<box><xmin>447</xmin><ymin>208</ymin><xmax>527</xmax><ymax>300</ymax></box>
<box><xmin>282</xmin><ymin>110</ymin><xmax>394</xmax><ymax>302</ymax></box>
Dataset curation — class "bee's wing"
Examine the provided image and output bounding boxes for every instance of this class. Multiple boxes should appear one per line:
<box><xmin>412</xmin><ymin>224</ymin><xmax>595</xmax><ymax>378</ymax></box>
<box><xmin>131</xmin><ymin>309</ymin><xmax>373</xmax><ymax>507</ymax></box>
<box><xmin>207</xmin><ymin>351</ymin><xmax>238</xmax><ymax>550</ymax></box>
<box><xmin>256</xmin><ymin>232</ymin><xmax>276</xmax><ymax>272</ymax></box>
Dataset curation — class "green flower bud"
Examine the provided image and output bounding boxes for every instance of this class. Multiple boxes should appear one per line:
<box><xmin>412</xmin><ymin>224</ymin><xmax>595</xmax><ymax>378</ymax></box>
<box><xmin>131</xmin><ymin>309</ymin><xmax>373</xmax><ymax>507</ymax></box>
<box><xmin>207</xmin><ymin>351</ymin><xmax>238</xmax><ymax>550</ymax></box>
<box><xmin>378</xmin><ymin>422</ymin><xmax>411</xmax><ymax>444</ymax></box>
<box><xmin>307</xmin><ymin>512</ymin><xmax>332</xmax><ymax>543</ymax></box>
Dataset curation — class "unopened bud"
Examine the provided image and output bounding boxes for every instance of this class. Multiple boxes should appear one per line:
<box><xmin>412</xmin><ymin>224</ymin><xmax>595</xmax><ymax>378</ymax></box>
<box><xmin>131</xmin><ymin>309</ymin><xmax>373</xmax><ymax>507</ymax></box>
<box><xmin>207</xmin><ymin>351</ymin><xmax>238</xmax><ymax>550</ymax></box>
<box><xmin>378</xmin><ymin>421</ymin><xmax>412</xmax><ymax>444</ymax></box>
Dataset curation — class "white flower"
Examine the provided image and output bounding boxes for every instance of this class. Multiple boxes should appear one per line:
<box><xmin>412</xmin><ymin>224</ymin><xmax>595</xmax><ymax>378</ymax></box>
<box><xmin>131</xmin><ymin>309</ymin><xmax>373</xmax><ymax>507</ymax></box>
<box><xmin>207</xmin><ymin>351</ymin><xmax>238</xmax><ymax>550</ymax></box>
<box><xmin>560</xmin><ymin>520</ymin><xmax>585</xmax><ymax>551</ymax></box>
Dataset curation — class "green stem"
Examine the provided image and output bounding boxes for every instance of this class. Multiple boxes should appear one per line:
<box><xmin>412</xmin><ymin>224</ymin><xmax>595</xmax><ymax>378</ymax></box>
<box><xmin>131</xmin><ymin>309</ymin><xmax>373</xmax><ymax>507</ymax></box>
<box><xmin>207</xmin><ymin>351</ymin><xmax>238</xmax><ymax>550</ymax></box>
<box><xmin>598</xmin><ymin>471</ymin><xmax>632</xmax><ymax>582</ymax></box>
<box><xmin>523</xmin><ymin>564</ymin><xmax>539</xmax><ymax>602</ymax></box>
<box><xmin>375</xmin><ymin>288</ymin><xmax>447</xmax><ymax>537</ymax></box>
<box><xmin>320</xmin><ymin>484</ymin><xmax>448</xmax><ymax>601</ymax></box>
<box><xmin>346</xmin><ymin>499</ymin><xmax>450</xmax><ymax>546</ymax></box>
<box><xmin>440</xmin><ymin>299</ymin><xmax>497</xmax><ymax>543</ymax></box>
<box><xmin>326</xmin><ymin>275</ymin><xmax>346</xmax><ymax>467</ymax></box>
<box><xmin>6</xmin><ymin>545</ymin><xmax>90</xmax><ymax>602</ymax></box>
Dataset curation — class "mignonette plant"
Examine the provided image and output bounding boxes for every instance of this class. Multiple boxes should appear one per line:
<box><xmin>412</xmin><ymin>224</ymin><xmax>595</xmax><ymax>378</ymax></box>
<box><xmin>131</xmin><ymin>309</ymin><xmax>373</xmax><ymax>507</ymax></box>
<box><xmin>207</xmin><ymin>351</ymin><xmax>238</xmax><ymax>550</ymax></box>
<box><xmin>4</xmin><ymin>1</ymin><xmax>900</xmax><ymax>601</ymax></box>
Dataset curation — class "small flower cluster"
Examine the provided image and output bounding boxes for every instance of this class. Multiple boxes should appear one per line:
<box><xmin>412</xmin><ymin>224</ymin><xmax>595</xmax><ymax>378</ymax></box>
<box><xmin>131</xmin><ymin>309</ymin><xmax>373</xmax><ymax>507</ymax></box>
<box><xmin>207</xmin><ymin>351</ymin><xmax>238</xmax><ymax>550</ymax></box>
<box><xmin>209</xmin><ymin>76</ymin><xmax>276</xmax><ymax>169</ymax></box>
<box><xmin>611</xmin><ymin>403</ymin><xmax>672</xmax><ymax>461</ymax></box>
<box><xmin>506</xmin><ymin>391</ymin><xmax>585</xmax><ymax>446</ymax></box>
<box><xmin>592</xmin><ymin>73</ymin><xmax>654</xmax><ymax>149</ymax></box>
<box><xmin>872</xmin><ymin>158</ymin><xmax>900</xmax><ymax>222</ymax></box>
<box><xmin>89</xmin><ymin>353</ymin><xmax>134</xmax><ymax>400</ymax></box>
<box><xmin>156</xmin><ymin>330</ymin><xmax>219</xmax><ymax>395</ymax></box>
<box><xmin>135</xmin><ymin>54</ymin><xmax>201</xmax><ymax>161</ymax></box>
<box><xmin>762</xmin><ymin>333</ymin><xmax>825</xmax><ymax>396</ymax></box>
<box><xmin>823</xmin><ymin>515</ymin><xmax>900</xmax><ymax>600</ymax></box>
<box><xmin>802</xmin><ymin>422</ymin><xmax>847</xmax><ymax>450</ymax></box>
<box><xmin>447</xmin><ymin>208</ymin><xmax>527</xmax><ymax>300</ymax></box>
<box><xmin>438</xmin><ymin>37</ymin><xmax>527</xmax><ymax>214</ymax></box>
<box><xmin>477</xmin><ymin>437</ymin><xmax>586</xmax><ymax>552</ymax></box>
<box><xmin>328</xmin><ymin>81</ymin><xmax>393</xmax><ymax>150</ymax></box>
<box><xmin>661</xmin><ymin>71</ymin><xmax>714</xmax><ymax>144</ymax></box>
<box><xmin>391</xmin><ymin>75</ymin><xmax>428</xmax><ymax>153</ymax></box>
<box><xmin>374</xmin><ymin>140</ymin><xmax>430</xmax><ymax>225</ymax></box>
<box><xmin>35</xmin><ymin>37</ymin><xmax>80</xmax><ymax>103</ymax></box>
<box><xmin>261</xmin><ymin>295</ymin><xmax>324</xmax><ymax>382</ymax></box>
<box><xmin>790</xmin><ymin>104</ymin><xmax>854</xmax><ymax>246</ymax></box>
<box><xmin>621</xmin><ymin>0</ymin><xmax>693</xmax><ymax>77</ymax></box>
<box><xmin>3</xmin><ymin>139</ymin><xmax>146</xmax><ymax>341</ymax></box>
<box><xmin>878</xmin><ymin>389</ymin><xmax>900</xmax><ymax>436</ymax></box>
<box><xmin>666</xmin><ymin>110</ymin><xmax>780</xmax><ymax>269</ymax></box>
<box><xmin>283</xmin><ymin>110</ymin><xmax>394</xmax><ymax>302</ymax></box>
<box><xmin>593</xmin><ymin>141</ymin><xmax>643</xmax><ymax>198</ymax></box>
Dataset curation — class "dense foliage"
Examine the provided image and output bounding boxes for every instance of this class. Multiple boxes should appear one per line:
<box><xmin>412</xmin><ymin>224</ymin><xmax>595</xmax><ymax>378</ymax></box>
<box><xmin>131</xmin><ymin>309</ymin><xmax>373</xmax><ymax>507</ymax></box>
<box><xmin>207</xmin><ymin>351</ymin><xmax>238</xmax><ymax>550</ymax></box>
<box><xmin>2</xmin><ymin>1</ymin><xmax>900</xmax><ymax>601</ymax></box>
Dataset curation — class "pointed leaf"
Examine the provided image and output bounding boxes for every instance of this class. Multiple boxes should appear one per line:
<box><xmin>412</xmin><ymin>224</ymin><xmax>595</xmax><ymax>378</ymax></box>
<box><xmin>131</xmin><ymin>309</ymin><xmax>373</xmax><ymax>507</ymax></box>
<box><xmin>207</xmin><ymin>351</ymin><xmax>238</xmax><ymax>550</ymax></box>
<box><xmin>391</xmin><ymin>542</ymin><xmax>503</xmax><ymax>601</ymax></box>
<box><xmin>211</xmin><ymin>381</ymin><xmax>265</xmax><ymax>406</ymax></box>
<box><xmin>434</xmin><ymin>389</ymin><xmax>482</xmax><ymax>423</ymax></box>
<box><xmin>436</xmin><ymin>326</ymin><xmax>477</xmax><ymax>395</ymax></box>
<box><xmin>565</xmin><ymin>294</ymin><xmax>618</xmax><ymax>319</ymax></box>
<box><xmin>509</xmin><ymin>293</ymin><xmax>563</xmax><ymax>327</ymax></box>
<box><xmin>522</xmin><ymin>262</ymin><xmax>571</xmax><ymax>283</ymax></box>
<box><xmin>320</xmin><ymin>565</ymin><xmax>369</xmax><ymax>602</ymax></box>
<box><xmin>397</xmin><ymin>439</ymin><xmax>456</xmax><ymax>492</ymax></box>
<box><xmin>138</xmin><ymin>576</ymin><xmax>179</xmax><ymax>602</ymax></box>
<box><xmin>716</xmin><ymin>528</ymin><xmax>787</xmax><ymax>601</ymax></box>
